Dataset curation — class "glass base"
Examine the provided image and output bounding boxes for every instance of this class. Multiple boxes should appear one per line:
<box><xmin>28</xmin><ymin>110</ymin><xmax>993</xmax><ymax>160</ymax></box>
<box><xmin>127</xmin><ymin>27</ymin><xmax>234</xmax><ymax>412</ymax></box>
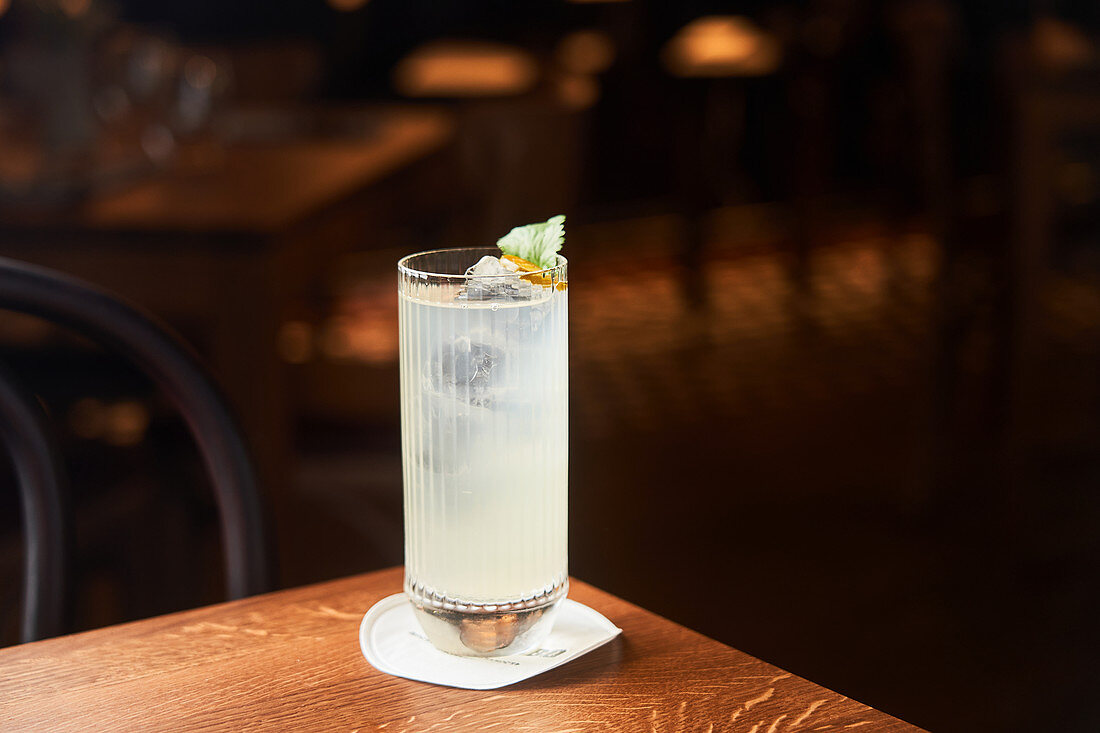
<box><xmin>405</xmin><ymin>579</ymin><xmax>568</xmax><ymax>657</ymax></box>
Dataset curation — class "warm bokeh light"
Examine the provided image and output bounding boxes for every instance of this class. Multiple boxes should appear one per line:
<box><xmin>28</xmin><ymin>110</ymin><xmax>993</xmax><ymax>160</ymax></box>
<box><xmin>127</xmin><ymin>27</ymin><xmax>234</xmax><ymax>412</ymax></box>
<box><xmin>319</xmin><ymin>310</ymin><xmax>398</xmax><ymax>365</ymax></box>
<box><xmin>1033</xmin><ymin>17</ymin><xmax>1095</xmax><ymax>70</ymax></box>
<box><xmin>105</xmin><ymin>401</ymin><xmax>150</xmax><ymax>447</ymax></box>
<box><xmin>184</xmin><ymin>55</ymin><xmax>217</xmax><ymax>90</ymax></box>
<box><xmin>327</xmin><ymin>0</ymin><xmax>369</xmax><ymax>10</ymax></box>
<box><xmin>315</xmin><ymin>286</ymin><xmax>400</xmax><ymax>365</ymax></box>
<box><xmin>662</xmin><ymin>15</ymin><xmax>781</xmax><ymax>78</ymax></box>
<box><xmin>68</xmin><ymin>398</ymin><xmax>150</xmax><ymax>446</ymax></box>
<box><xmin>393</xmin><ymin>41</ymin><xmax>538</xmax><ymax>98</ymax></box>
<box><xmin>555</xmin><ymin>73</ymin><xmax>599</xmax><ymax>110</ymax></box>
<box><xmin>0</xmin><ymin>0</ymin><xmax>10</xmax><ymax>19</ymax></box>
<box><xmin>555</xmin><ymin>30</ymin><xmax>616</xmax><ymax>75</ymax></box>
<box><xmin>58</xmin><ymin>0</ymin><xmax>91</xmax><ymax>18</ymax></box>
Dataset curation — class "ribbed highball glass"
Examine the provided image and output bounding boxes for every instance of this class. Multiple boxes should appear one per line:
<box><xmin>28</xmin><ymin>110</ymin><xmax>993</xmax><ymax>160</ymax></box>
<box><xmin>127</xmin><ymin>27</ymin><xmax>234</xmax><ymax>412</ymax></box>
<box><xmin>397</xmin><ymin>247</ymin><xmax>568</xmax><ymax>656</ymax></box>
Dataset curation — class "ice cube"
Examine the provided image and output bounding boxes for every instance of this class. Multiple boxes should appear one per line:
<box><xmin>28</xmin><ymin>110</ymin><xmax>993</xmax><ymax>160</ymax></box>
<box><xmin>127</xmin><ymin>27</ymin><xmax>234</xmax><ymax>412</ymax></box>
<box><xmin>418</xmin><ymin>335</ymin><xmax>501</xmax><ymax>472</ymax></box>
<box><xmin>457</xmin><ymin>255</ymin><xmax>538</xmax><ymax>302</ymax></box>
<box><xmin>426</xmin><ymin>336</ymin><xmax>503</xmax><ymax>407</ymax></box>
<box><xmin>466</xmin><ymin>255</ymin><xmax>508</xmax><ymax>277</ymax></box>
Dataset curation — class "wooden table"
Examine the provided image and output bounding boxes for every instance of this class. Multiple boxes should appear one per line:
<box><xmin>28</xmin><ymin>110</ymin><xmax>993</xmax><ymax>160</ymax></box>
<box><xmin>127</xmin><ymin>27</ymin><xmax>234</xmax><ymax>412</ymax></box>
<box><xmin>0</xmin><ymin>567</ymin><xmax>921</xmax><ymax>731</ymax></box>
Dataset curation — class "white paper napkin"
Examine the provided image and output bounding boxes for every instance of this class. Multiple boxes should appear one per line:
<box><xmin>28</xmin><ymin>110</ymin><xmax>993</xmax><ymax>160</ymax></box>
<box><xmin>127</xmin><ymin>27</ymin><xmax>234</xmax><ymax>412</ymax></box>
<box><xmin>359</xmin><ymin>593</ymin><xmax>622</xmax><ymax>690</ymax></box>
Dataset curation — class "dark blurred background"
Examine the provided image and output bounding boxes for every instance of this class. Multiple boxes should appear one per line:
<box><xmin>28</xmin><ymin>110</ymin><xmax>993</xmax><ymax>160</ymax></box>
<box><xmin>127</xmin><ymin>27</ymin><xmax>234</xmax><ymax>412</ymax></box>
<box><xmin>2</xmin><ymin>0</ymin><xmax>1100</xmax><ymax>729</ymax></box>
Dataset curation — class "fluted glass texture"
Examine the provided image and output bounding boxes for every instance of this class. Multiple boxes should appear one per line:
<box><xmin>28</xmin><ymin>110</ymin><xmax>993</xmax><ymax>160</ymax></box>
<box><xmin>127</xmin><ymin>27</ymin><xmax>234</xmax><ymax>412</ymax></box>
<box><xmin>398</xmin><ymin>248</ymin><xmax>568</xmax><ymax>612</ymax></box>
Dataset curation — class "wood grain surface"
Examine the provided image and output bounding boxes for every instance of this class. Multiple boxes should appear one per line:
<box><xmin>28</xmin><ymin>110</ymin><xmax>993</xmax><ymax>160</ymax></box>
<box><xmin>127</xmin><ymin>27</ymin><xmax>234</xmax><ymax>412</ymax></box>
<box><xmin>0</xmin><ymin>567</ymin><xmax>922</xmax><ymax>732</ymax></box>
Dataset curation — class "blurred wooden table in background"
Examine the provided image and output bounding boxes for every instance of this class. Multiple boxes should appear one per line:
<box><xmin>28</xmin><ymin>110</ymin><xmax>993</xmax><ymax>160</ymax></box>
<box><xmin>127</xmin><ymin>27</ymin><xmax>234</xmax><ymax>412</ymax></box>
<box><xmin>0</xmin><ymin>566</ymin><xmax>922</xmax><ymax>731</ymax></box>
<box><xmin>0</xmin><ymin>106</ymin><xmax>452</xmax><ymax>506</ymax></box>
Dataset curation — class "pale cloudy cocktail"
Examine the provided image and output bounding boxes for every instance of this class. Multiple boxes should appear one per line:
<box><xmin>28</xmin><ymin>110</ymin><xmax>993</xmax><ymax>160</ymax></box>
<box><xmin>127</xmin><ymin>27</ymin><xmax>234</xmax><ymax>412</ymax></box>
<box><xmin>398</xmin><ymin>218</ymin><xmax>568</xmax><ymax>656</ymax></box>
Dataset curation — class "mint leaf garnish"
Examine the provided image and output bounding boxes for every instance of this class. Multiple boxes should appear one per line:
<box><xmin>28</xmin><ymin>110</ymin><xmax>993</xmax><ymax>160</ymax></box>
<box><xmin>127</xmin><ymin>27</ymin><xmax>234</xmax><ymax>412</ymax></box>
<box><xmin>496</xmin><ymin>215</ymin><xmax>565</xmax><ymax>269</ymax></box>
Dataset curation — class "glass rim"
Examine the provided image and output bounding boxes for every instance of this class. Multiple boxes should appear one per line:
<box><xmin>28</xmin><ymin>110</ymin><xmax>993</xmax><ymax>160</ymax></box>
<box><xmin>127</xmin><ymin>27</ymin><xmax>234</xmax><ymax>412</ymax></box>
<box><xmin>398</xmin><ymin>247</ymin><xmax>567</xmax><ymax>280</ymax></box>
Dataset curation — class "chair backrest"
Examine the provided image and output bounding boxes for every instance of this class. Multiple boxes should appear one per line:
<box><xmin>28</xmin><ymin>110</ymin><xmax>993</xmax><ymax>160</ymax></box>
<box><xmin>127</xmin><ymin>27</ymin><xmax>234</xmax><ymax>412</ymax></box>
<box><xmin>0</xmin><ymin>256</ymin><xmax>274</xmax><ymax>642</ymax></box>
<box><xmin>0</xmin><ymin>359</ymin><xmax>69</xmax><ymax>643</ymax></box>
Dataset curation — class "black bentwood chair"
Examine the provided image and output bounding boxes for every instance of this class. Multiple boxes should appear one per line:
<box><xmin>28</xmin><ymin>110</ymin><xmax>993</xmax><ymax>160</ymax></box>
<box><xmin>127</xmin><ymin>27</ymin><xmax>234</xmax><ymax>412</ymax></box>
<box><xmin>0</xmin><ymin>256</ymin><xmax>274</xmax><ymax>643</ymax></box>
<box><xmin>0</xmin><ymin>358</ymin><xmax>68</xmax><ymax>643</ymax></box>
